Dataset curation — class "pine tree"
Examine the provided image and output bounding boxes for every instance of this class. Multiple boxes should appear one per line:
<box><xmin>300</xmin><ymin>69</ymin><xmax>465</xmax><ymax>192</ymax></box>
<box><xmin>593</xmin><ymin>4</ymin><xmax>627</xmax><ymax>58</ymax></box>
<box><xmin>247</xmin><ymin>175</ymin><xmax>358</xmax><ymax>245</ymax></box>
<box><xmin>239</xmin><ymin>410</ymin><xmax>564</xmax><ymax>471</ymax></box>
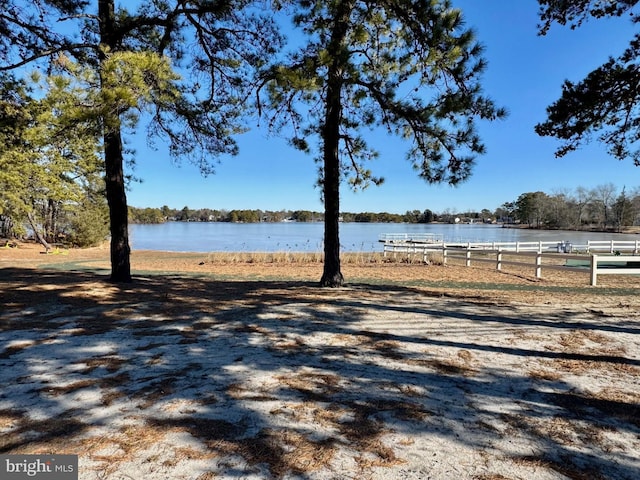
<box><xmin>1</xmin><ymin>0</ymin><xmax>281</xmax><ymax>281</ymax></box>
<box><xmin>0</xmin><ymin>70</ymin><xmax>105</xmax><ymax>250</ymax></box>
<box><xmin>535</xmin><ymin>1</ymin><xmax>640</xmax><ymax>165</ymax></box>
<box><xmin>260</xmin><ymin>0</ymin><xmax>505</xmax><ymax>286</ymax></box>
<box><xmin>0</xmin><ymin>74</ymin><xmax>32</xmax><ymax>238</ymax></box>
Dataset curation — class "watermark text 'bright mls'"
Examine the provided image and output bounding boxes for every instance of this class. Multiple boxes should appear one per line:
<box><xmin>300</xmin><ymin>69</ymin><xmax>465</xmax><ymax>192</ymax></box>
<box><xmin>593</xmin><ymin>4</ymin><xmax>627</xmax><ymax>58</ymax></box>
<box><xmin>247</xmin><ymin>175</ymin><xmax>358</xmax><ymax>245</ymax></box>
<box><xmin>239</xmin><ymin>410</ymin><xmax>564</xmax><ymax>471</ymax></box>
<box><xmin>0</xmin><ymin>455</ymin><xmax>77</xmax><ymax>479</ymax></box>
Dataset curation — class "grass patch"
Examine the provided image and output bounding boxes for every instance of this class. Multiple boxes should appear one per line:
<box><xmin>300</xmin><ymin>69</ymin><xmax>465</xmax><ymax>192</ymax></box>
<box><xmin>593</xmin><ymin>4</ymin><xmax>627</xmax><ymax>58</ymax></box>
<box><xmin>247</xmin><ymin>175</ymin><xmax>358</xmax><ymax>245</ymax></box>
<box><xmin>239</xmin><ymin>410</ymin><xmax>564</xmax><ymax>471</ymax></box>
<box><xmin>202</xmin><ymin>251</ymin><xmax>439</xmax><ymax>265</ymax></box>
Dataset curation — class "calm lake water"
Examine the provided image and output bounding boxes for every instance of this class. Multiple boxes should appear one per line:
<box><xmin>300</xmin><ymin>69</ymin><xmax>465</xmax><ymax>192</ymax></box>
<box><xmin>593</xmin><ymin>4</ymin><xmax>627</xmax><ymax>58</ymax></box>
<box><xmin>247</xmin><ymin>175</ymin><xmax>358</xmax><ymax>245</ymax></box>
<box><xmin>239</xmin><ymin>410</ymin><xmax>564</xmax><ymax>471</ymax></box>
<box><xmin>129</xmin><ymin>222</ymin><xmax>640</xmax><ymax>252</ymax></box>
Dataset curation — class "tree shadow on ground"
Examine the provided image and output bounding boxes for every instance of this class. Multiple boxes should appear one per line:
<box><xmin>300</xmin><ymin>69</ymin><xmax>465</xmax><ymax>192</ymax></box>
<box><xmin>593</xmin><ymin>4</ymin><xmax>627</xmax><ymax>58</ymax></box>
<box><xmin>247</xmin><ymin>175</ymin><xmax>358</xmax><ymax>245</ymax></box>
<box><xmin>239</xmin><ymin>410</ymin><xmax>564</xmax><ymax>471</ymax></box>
<box><xmin>1</xmin><ymin>267</ymin><xmax>639</xmax><ymax>479</ymax></box>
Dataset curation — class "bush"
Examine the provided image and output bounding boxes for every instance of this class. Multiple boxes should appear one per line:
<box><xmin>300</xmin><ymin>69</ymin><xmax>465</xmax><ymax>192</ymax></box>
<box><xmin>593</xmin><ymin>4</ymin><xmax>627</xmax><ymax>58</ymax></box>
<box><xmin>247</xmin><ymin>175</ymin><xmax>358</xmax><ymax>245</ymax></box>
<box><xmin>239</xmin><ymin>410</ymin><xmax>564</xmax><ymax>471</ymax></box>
<box><xmin>68</xmin><ymin>199</ymin><xmax>109</xmax><ymax>247</ymax></box>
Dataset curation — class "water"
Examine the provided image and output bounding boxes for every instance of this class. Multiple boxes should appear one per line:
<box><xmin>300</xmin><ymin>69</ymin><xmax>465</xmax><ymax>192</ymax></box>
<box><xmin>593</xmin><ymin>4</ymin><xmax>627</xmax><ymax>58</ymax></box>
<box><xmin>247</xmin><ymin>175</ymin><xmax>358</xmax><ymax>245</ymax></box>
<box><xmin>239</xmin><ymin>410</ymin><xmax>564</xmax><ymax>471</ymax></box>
<box><xmin>128</xmin><ymin>222</ymin><xmax>640</xmax><ymax>252</ymax></box>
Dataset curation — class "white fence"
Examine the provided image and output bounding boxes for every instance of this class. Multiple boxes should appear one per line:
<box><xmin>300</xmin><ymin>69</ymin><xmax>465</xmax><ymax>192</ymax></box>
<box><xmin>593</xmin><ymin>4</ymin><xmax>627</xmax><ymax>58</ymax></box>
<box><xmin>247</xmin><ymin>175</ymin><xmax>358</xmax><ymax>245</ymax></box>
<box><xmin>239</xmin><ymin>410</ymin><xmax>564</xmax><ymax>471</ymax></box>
<box><xmin>379</xmin><ymin>237</ymin><xmax>640</xmax><ymax>286</ymax></box>
<box><xmin>442</xmin><ymin>247</ymin><xmax>640</xmax><ymax>286</ymax></box>
<box><xmin>590</xmin><ymin>255</ymin><xmax>640</xmax><ymax>286</ymax></box>
<box><xmin>583</xmin><ymin>240</ymin><xmax>640</xmax><ymax>254</ymax></box>
<box><xmin>379</xmin><ymin>236</ymin><xmax>640</xmax><ymax>255</ymax></box>
<box><xmin>440</xmin><ymin>247</ymin><xmax>583</xmax><ymax>280</ymax></box>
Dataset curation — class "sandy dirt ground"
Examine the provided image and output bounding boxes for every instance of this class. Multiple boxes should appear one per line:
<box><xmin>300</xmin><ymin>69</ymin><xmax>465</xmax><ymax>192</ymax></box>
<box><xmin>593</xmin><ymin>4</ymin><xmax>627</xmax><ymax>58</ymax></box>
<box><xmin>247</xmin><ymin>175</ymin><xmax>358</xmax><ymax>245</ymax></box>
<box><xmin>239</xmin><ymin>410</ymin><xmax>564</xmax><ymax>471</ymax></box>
<box><xmin>1</xmin><ymin>243</ymin><xmax>639</xmax><ymax>479</ymax></box>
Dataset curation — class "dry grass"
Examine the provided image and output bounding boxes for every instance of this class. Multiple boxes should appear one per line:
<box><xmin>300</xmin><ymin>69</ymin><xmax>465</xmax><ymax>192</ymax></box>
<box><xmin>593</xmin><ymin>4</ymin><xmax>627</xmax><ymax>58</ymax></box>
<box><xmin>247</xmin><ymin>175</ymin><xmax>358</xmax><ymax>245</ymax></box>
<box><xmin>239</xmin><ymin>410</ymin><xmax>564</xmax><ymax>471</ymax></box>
<box><xmin>203</xmin><ymin>251</ymin><xmax>441</xmax><ymax>265</ymax></box>
<box><xmin>557</xmin><ymin>329</ymin><xmax>612</xmax><ymax>349</ymax></box>
<box><xmin>406</xmin><ymin>356</ymin><xmax>478</xmax><ymax>377</ymax></box>
<box><xmin>136</xmin><ymin>416</ymin><xmax>338</xmax><ymax>479</ymax></box>
<box><xmin>0</xmin><ymin>411</ymin><xmax>88</xmax><ymax>455</ymax></box>
<box><xmin>527</xmin><ymin>369</ymin><xmax>563</xmax><ymax>381</ymax></box>
<box><xmin>4</xmin><ymin>240</ymin><xmax>640</xmax><ymax>308</ymax></box>
<box><xmin>244</xmin><ymin>429</ymin><xmax>338</xmax><ymax>478</ymax></box>
<box><xmin>339</xmin><ymin>400</ymin><xmax>405</xmax><ymax>471</ymax></box>
<box><xmin>511</xmin><ymin>455</ymin><xmax>610</xmax><ymax>480</ymax></box>
<box><xmin>545</xmin><ymin>329</ymin><xmax>638</xmax><ymax>376</ymax></box>
<box><xmin>473</xmin><ymin>475</ymin><xmax>512</xmax><ymax>480</ymax></box>
<box><xmin>81</xmin><ymin>422</ymin><xmax>212</xmax><ymax>477</ymax></box>
<box><xmin>0</xmin><ymin>408</ymin><xmax>24</xmax><ymax>431</ymax></box>
<box><xmin>277</xmin><ymin>371</ymin><xmax>344</xmax><ymax>402</ymax></box>
<box><xmin>0</xmin><ymin>341</ymin><xmax>36</xmax><ymax>359</ymax></box>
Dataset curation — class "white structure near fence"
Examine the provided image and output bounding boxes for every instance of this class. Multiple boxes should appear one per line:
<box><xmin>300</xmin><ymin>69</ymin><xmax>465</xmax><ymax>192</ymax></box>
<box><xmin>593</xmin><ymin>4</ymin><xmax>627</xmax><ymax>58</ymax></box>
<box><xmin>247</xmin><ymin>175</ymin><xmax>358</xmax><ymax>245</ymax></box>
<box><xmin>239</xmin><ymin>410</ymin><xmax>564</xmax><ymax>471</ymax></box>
<box><xmin>378</xmin><ymin>234</ymin><xmax>640</xmax><ymax>286</ymax></box>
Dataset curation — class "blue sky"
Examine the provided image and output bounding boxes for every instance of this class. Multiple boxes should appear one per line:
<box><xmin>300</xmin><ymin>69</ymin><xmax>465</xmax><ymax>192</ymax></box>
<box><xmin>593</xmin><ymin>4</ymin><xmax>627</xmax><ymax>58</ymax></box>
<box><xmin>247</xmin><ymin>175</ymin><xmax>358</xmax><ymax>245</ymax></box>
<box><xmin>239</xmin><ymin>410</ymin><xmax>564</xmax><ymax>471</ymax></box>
<box><xmin>125</xmin><ymin>1</ymin><xmax>639</xmax><ymax>214</ymax></box>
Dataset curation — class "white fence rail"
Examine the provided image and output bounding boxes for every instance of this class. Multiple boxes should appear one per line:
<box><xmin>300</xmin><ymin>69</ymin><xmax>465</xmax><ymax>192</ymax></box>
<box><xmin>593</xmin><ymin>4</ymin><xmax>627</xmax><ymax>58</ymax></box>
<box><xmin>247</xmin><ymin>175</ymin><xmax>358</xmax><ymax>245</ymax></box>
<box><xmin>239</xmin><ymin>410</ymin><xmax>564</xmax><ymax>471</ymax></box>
<box><xmin>440</xmin><ymin>247</ymin><xmax>585</xmax><ymax>280</ymax></box>
<box><xmin>590</xmin><ymin>255</ymin><xmax>640</xmax><ymax>286</ymax></box>
<box><xmin>379</xmin><ymin>236</ymin><xmax>640</xmax><ymax>285</ymax></box>
<box><xmin>443</xmin><ymin>247</ymin><xmax>640</xmax><ymax>286</ymax></box>
<box><xmin>585</xmin><ymin>240</ymin><xmax>640</xmax><ymax>254</ymax></box>
<box><xmin>380</xmin><ymin>236</ymin><xmax>640</xmax><ymax>255</ymax></box>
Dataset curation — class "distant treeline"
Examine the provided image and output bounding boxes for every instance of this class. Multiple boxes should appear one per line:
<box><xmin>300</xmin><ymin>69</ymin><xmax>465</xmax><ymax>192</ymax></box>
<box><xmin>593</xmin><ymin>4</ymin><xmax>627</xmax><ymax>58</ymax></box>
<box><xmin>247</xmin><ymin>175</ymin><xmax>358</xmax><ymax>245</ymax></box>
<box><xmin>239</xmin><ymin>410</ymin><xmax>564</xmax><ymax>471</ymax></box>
<box><xmin>129</xmin><ymin>184</ymin><xmax>640</xmax><ymax>232</ymax></box>
<box><xmin>128</xmin><ymin>206</ymin><xmax>443</xmax><ymax>224</ymax></box>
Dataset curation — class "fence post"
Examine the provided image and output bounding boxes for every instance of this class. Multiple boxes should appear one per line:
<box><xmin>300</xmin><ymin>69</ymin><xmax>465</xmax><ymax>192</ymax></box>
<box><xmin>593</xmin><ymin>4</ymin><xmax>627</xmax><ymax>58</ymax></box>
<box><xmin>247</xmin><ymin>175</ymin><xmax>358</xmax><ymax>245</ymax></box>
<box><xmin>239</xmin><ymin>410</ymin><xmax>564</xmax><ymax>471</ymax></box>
<box><xmin>590</xmin><ymin>255</ymin><xmax>598</xmax><ymax>286</ymax></box>
<box><xmin>610</xmin><ymin>241</ymin><xmax>614</xmax><ymax>254</ymax></box>
<box><xmin>442</xmin><ymin>246</ymin><xmax>448</xmax><ymax>266</ymax></box>
<box><xmin>496</xmin><ymin>249</ymin><xmax>502</xmax><ymax>271</ymax></box>
<box><xmin>466</xmin><ymin>243</ymin><xmax>472</xmax><ymax>267</ymax></box>
<box><xmin>535</xmin><ymin>253</ymin><xmax>542</xmax><ymax>278</ymax></box>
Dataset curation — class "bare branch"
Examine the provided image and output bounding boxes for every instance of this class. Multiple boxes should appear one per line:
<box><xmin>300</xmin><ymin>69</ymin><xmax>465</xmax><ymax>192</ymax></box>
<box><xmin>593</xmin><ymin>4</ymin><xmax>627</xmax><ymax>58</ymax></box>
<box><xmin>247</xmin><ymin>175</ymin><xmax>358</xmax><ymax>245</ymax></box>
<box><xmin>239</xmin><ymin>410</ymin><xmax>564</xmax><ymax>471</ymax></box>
<box><xmin>0</xmin><ymin>43</ymin><xmax>98</xmax><ymax>71</ymax></box>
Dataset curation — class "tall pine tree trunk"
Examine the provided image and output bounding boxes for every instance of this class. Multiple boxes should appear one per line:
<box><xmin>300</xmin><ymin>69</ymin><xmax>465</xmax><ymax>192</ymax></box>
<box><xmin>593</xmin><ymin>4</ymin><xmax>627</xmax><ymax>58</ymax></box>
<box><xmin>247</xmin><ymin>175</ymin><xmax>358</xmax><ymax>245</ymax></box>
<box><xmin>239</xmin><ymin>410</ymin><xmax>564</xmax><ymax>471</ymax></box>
<box><xmin>320</xmin><ymin>86</ymin><xmax>344</xmax><ymax>287</ymax></box>
<box><xmin>104</xmin><ymin>128</ymin><xmax>131</xmax><ymax>282</ymax></box>
<box><xmin>320</xmin><ymin>1</ymin><xmax>351</xmax><ymax>288</ymax></box>
<box><xmin>99</xmin><ymin>0</ymin><xmax>131</xmax><ymax>282</ymax></box>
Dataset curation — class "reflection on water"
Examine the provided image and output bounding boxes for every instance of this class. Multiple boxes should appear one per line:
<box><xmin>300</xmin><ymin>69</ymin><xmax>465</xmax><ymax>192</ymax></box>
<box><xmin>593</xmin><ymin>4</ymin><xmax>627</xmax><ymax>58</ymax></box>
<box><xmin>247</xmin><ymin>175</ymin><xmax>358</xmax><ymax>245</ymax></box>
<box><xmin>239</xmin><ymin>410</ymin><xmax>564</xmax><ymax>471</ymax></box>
<box><xmin>129</xmin><ymin>222</ymin><xmax>640</xmax><ymax>253</ymax></box>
